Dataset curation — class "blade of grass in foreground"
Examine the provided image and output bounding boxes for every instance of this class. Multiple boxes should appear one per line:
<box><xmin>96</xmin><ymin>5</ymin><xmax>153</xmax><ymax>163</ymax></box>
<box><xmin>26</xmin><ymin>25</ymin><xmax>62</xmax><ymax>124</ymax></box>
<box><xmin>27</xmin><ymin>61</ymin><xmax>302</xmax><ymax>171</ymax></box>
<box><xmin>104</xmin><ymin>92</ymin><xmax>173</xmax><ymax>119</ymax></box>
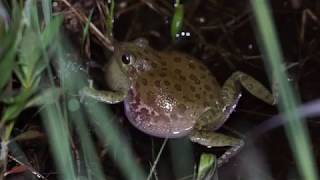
<box><xmin>55</xmin><ymin>40</ymin><xmax>107</xmax><ymax>179</ymax></box>
<box><xmin>83</xmin><ymin>102</ymin><xmax>146</xmax><ymax>180</ymax></box>
<box><xmin>48</xmin><ymin>37</ymin><xmax>146</xmax><ymax>179</ymax></box>
<box><xmin>250</xmin><ymin>0</ymin><xmax>318</xmax><ymax>179</ymax></box>
<box><xmin>42</xmin><ymin>104</ymin><xmax>77</xmax><ymax>180</ymax></box>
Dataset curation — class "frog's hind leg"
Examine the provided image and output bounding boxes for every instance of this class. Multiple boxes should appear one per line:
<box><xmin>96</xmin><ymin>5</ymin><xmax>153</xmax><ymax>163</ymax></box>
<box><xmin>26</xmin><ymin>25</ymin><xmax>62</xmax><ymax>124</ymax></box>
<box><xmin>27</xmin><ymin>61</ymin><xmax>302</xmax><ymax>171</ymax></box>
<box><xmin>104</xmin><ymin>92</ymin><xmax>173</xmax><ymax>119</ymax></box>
<box><xmin>189</xmin><ymin>129</ymin><xmax>244</xmax><ymax>167</ymax></box>
<box><xmin>189</xmin><ymin>110</ymin><xmax>244</xmax><ymax>167</ymax></box>
<box><xmin>223</xmin><ymin>71</ymin><xmax>276</xmax><ymax>106</ymax></box>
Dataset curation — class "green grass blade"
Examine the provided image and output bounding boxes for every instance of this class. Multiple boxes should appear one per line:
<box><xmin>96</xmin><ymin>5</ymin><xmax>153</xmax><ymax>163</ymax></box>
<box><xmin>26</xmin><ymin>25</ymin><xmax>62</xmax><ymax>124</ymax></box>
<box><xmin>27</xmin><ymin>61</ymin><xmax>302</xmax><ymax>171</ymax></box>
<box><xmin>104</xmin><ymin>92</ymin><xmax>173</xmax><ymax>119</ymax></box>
<box><xmin>54</xmin><ymin>36</ymin><xmax>146</xmax><ymax>179</ymax></box>
<box><xmin>0</xmin><ymin>2</ymin><xmax>23</xmax><ymax>89</ymax></box>
<box><xmin>84</xmin><ymin>103</ymin><xmax>146</xmax><ymax>180</ymax></box>
<box><xmin>0</xmin><ymin>44</ymin><xmax>17</xmax><ymax>89</ymax></box>
<box><xmin>171</xmin><ymin>4</ymin><xmax>184</xmax><ymax>40</ymax></box>
<box><xmin>41</xmin><ymin>16</ymin><xmax>63</xmax><ymax>46</ymax></box>
<box><xmin>106</xmin><ymin>0</ymin><xmax>115</xmax><ymax>37</ymax></box>
<box><xmin>71</xmin><ymin>109</ymin><xmax>106</xmax><ymax>180</ymax></box>
<box><xmin>250</xmin><ymin>0</ymin><xmax>319</xmax><ymax>179</ymax></box>
<box><xmin>196</xmin><ymin>153</ymin><xmax>217</xmax><ymax>180</ymax></box>
<box><xmin>81</xmin><ymin>9</ymin><xmax>93</xmax><ymax>46</ymax></box>
<box><xmin>41</xmin><ymin>104</ymin><xmax>77</xmax><ymax>180</ymax></box>
<box><xmin>1</xmin><ymin>88</ymin><xmax>32</xmax><ymax>122</ymax></box>
<box><xmin>41</xmin><ymin>0</ymin><xmax>52</xmax><ymax>25</ymax></box>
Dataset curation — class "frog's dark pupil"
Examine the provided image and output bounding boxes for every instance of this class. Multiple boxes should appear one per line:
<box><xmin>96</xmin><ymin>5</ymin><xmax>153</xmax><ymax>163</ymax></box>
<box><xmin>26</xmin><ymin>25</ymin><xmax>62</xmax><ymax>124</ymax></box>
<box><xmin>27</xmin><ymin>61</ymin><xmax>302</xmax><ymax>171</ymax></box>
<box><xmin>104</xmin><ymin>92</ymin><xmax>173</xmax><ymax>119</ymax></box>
<box><xmin>121</xmin><ymin>54</ymin><xmax>131</xmax><ymax>64</ymax></box>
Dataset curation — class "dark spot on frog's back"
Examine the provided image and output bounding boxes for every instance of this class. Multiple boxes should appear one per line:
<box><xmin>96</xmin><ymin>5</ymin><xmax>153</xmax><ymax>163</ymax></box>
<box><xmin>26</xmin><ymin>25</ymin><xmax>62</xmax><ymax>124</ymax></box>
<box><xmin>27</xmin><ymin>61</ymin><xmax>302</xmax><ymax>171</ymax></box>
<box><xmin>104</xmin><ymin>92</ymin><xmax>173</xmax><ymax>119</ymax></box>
<box><xmin>160</xmin><ymin>61</ymin><xmax>167</xmax><ymax>66</ymax></box>
<box><xmin>189</xmin><ymin>74</ymin><xmax>196</xmax><ymax>80</ymax></box>
<box><xmin>161</xmin><ymin>67</ymin><xmax>168</xmax><ymax>71</ymax></box>
<box><xmin>190</xmin><ymin>85</ymin><xmax>196</xmax><ymax>91</ymax></box>
<box><xmin>159</xmin><ymin>72</ymin><xmax>167</xmax><ymax>77</ymax></box>
<box><xmin>173</xmin><ymin>57</ymin><xmax>182</xmax><ymax>63</ymax></box>
<box><xmin>204</xmin><ymin>84</ymin><xmax>211</xmax><ymax>91</ymax></box>
<box><xmin>174</xmin><ymin>84</ymin><xmax>182</xmax><ymax>91</ymax></box>
<box><xmin>141</xmin><ymin>78</ymin><xmax>148</xmax><ymax>85</ymax></box>
<box><xmin>189</xmin><ymin>74</ymin><xmax>201</xmax><ymax>84</ymax></box>
<box><xmin>179</xmin><ymin>75</ymin><xmax>186</xmax><ymax>81</ymax></box>
<box><xmin>203</xmin><ymin>91</ymin><xmax>207</xmax><ymax>96</ymax></box>
<box><xmin>154</xmin><ymin>80</ymin><xmax>161</xmax><ymax>87</ymax></box>
<box><xmin>164</xmin><ymin>80</ymin><xmax>170</xmax><ymax>86</ymax></box>
<box><xmin>188</xmin><ymin>63</ymin><xmax>196</xmax><ymax>69</ymax></box>
<box><xmin>174</xmin><ymin>69</ymin><xmax>182</xmax><ymax>74</ymax></box>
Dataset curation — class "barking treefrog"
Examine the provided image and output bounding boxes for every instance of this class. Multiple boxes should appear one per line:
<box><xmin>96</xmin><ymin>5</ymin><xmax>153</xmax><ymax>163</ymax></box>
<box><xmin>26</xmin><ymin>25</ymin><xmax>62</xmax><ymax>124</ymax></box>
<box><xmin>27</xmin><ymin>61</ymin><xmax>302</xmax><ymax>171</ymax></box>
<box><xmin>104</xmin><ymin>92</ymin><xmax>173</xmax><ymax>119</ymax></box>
<box><xmin>81</xmin><ymin>39</ymin><xmax>276</xmax><ymax>165</ymax></box>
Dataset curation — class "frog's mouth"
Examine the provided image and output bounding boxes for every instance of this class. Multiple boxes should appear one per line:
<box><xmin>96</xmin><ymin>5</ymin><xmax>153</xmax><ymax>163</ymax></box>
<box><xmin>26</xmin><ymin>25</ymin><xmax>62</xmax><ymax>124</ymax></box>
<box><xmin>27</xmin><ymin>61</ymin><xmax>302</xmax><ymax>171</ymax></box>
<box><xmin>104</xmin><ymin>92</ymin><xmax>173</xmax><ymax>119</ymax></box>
<box><xmin>104</xmin><ymin>56</ymin><xmax>131</xmax><ymax>93</ymax></box>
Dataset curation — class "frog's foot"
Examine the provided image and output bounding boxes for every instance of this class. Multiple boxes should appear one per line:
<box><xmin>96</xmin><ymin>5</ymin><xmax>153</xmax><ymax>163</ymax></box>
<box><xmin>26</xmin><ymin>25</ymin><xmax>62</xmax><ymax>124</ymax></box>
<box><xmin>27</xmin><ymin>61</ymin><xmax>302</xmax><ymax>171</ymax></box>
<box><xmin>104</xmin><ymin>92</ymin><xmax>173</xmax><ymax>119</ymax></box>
<box><xmin>217</xmin><ymin>138</ymin><xmax>244</xmax><ymax>167</ymax></box>
<box><xmin>79</xmin><ymin>86</ymin><xmax>126</xmax><ymax>104</ymax></box>
<box><xmin>189</xmin><ymin>131</ymin><xmax>244</xmax><ymax>167</ymax></box>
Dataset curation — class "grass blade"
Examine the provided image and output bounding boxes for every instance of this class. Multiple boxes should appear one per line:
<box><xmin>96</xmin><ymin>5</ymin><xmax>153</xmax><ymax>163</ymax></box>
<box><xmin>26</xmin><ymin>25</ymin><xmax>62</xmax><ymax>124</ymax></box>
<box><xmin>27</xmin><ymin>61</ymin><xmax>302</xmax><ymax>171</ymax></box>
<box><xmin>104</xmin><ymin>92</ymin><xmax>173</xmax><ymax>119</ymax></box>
<box><xmin>250</xmin><ymin>0</ymin><xmax>319</xmax><ymax>179</ymax></box>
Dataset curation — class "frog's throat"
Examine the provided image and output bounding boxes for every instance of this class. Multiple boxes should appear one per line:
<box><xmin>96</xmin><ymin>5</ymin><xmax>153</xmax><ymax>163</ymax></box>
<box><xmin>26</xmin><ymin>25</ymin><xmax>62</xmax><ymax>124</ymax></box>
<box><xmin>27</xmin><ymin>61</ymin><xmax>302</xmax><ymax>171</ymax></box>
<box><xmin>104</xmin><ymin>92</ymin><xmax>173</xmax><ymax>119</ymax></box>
<box><xmin>123</xmin><ymin>88</ymin><xmax>194</xmax><ymax>138</ymax></box>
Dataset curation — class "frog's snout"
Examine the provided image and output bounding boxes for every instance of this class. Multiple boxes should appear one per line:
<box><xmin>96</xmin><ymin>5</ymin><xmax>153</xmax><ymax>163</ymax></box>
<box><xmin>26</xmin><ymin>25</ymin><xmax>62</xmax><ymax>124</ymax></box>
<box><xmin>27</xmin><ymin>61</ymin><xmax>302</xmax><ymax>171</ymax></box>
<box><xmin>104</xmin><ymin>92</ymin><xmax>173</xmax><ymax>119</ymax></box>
<box><xmin>104</xmin><ymin>57</ymin><xmax>130</xmax><ymax>92</ymax></box>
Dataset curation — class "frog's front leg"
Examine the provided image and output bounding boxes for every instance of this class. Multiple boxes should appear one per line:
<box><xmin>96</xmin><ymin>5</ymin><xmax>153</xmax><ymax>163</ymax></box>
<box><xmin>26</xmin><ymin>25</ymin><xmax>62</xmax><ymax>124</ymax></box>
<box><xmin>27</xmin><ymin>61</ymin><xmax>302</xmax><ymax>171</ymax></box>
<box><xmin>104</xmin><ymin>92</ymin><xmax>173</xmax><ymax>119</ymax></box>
<box><xmin>80</xmin><ymin>86</ymin><xmax>127</xmax><ymax>104</ymax></box>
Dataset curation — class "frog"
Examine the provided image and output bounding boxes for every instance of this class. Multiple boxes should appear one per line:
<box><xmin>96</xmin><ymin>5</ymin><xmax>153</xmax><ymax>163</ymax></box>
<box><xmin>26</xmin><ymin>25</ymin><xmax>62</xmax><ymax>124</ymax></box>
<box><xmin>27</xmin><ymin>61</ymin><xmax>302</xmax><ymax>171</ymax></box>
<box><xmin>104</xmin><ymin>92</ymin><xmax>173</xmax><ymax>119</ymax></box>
<box><xmin>81</xmin><ymin>39</ymin><xmax>276</xmax><ymax>165</ymax></box>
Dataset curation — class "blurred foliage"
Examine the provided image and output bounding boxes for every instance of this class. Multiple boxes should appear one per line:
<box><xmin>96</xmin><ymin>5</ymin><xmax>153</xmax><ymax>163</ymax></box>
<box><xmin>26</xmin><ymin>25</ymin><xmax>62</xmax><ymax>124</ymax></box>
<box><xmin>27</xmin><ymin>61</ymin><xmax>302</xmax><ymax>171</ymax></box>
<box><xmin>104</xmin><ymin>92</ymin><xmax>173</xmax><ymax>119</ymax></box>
<box><xmin>0</xmin><ymin>0</ymin><xmax>318</xmax><ymax>179</ymax></box>
<box><xmin>251</xmin><ymin>0</ymin><xmax>318</xmax><ymax>179</ymax></box>
<box><xmin>197</xmin><ymin>153</ymin><xmax>217</xmax><ymax>180</ymax></box>
<box><xmin>171</xmin><ymin>0</ymin><xmax>184</xmax><ymax>40</ymax></box>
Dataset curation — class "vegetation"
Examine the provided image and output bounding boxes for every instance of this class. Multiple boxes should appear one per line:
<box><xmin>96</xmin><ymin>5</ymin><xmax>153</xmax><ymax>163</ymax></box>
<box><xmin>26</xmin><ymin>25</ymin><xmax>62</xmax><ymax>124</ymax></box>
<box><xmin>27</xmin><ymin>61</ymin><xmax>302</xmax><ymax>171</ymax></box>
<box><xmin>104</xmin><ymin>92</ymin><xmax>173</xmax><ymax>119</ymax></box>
<box><xmin>0</xmin><ymin>0</ymin><xmax>319</xmax><ymax>179</ymax></box>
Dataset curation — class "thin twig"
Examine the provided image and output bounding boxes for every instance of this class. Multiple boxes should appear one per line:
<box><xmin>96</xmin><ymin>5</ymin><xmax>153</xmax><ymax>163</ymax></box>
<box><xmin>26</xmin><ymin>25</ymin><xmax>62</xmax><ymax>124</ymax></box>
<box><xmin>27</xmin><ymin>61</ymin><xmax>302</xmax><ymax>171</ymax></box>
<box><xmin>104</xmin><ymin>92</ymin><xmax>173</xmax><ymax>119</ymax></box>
<box><xmin>146</xmin><ymin>138</ymin><xmax>167</xmax><ymax>180</ymax></box>
<box><xmin>6</xmin><ymin>154</ymin><xmax>47</xmax><ymax>180</ymax></box>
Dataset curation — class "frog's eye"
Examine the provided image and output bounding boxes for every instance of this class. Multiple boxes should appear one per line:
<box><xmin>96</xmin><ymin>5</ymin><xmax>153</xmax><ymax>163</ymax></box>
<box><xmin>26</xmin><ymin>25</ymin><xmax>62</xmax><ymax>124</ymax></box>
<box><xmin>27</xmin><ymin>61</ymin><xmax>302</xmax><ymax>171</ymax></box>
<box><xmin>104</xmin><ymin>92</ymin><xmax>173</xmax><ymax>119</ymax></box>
<box><xmin>121</xmin><ymin>54</ymin><xmax>134</xmax><ymax>65</ymax></box>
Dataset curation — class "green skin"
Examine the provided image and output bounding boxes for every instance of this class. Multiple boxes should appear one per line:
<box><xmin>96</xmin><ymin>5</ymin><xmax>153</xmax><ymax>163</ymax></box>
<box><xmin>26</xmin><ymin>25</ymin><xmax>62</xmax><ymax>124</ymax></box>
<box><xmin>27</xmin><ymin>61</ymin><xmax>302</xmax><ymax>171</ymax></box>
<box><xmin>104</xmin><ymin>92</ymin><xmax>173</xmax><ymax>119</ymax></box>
<box><xmin>81</xmin><ymin>39</ymin><xmax>276</xmax><ymax>165</ymax></box>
